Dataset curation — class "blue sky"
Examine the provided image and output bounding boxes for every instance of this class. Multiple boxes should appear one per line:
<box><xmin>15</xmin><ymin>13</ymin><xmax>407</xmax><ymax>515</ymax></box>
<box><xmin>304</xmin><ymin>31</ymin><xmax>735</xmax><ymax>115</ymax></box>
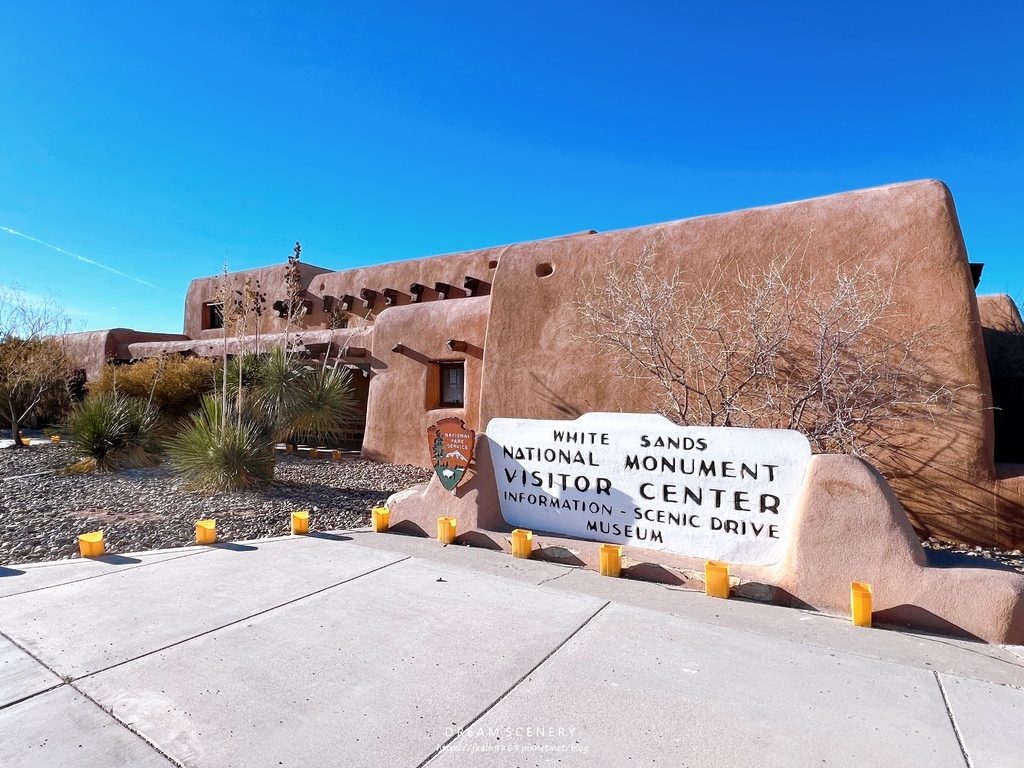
<box><xmin>1</xmin><ymin>1</ymin><xmax>1021</xmax><ymax>333</ymax></box>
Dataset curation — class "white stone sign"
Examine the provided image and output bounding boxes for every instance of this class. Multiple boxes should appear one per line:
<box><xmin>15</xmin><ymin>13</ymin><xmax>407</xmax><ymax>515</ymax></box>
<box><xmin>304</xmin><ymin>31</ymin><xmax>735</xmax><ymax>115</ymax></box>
<box><xmin>486</xmin><ymin>413</ymin><xmax>812</xmax><ymax>566</ymax></box>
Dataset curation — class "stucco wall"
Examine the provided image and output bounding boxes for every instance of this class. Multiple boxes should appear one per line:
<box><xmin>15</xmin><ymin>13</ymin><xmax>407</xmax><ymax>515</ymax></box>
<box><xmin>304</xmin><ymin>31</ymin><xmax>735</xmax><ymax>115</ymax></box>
<box><xmin>475</xmin><ymin>180</ymin><xmax>1021</xmax><ymax>547</ymax></box>
<box><xmin>315</xmin><ymin>251</ymin><xmax>494</xmax><ymax>326</ymax></box>
<box><xmin>183</xmin><ymin>252</ymin><xmax>495</xmax><ymax>341</ymax></box>
<box><xmin>362</xmin><ymin>297</ymin><xmax>490</xmax><ymax>466</ymax></box>
<box><xmin>183</xmin><ymin>262</ymin><xmax>335</xmax><ymax>339</ymax></box>
<box><xmin>60</xmin><ymin>329</ymin><xmax>190</xmax><ymax>382</ymax></box>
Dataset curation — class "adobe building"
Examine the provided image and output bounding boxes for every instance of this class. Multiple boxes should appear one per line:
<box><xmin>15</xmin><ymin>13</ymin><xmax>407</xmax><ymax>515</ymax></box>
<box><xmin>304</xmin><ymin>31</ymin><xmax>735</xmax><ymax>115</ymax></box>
<box><xmin>63</xmin><ymin>180</ymin><xmax>1024</xmax><ymax>550</ymax></box>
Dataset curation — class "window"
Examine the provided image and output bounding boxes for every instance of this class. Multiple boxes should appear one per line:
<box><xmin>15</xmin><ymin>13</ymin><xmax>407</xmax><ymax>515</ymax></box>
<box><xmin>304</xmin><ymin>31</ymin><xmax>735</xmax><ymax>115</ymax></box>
<box><xmin>439</xmin><ymin>362</ymin><xmax>464</xmax><ymax>407</ymax></box>
<box><xmin>204</xmin><ymin>302</ymin><xmax>224</xmax><ymax>330</ymax></box>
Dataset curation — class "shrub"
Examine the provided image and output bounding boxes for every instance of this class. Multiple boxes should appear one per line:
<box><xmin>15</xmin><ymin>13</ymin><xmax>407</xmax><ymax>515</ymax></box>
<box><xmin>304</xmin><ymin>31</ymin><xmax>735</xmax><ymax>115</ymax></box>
<box><xmin>244</xmin><ymin>348</ymin><xmax>359</xmax><ymax>444</ymax></box>
<box><xmin>91</xmin><ymin>355</ymin><xmax>217</xmax><ymax>421</ymax></box>
<box><xmin>167</xmin><ymin>395</ymin><xmax>275</xmax><ymax>492</ymax></box>
<box><xmin>577</xmin><ymin>246</ymin><xmax>955</xmax><ymax>459</ymax></box>
<box><xmin>287</xmin><ymin>364</ymin><xmax>360</xmax><ymax>445</ymax></box>
<box><xmin>250</xmin><ymin>347</ymin><xmax>302</xmax><ymax>438</ymax></box>
<box><xmin>67</xmin><ymin>393</ymin><xmax>162</xmax><ymax>472</ymax></box>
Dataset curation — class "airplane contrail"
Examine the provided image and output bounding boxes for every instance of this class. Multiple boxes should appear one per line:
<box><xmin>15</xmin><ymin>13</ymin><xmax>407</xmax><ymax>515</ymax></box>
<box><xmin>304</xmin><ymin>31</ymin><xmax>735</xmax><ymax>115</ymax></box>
<box><xmin>1</xmin><ymin>225</ymin><xmax>184</xmax><ymax>298</ymax></box>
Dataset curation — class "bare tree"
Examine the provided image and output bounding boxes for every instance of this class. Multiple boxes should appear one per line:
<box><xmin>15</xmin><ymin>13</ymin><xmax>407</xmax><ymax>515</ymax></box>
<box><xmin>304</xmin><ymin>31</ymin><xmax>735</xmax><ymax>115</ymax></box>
<box><xmin>0</xmin><ymin>285</ymin><xmax>74</xmax><ymax>447</ymax></box>
<box><xmin>576</xmin><ymin>243</ymin><xmax>957</xmax><ymax>459</ymax></box>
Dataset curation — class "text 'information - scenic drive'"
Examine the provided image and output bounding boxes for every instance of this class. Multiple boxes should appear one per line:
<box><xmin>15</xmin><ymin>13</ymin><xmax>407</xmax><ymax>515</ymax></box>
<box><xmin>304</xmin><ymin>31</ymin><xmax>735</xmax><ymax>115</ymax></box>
<box><xmin>486</xmin><ymin>413</ymin><xmax>812</xmax><ymax>565</ymax></box>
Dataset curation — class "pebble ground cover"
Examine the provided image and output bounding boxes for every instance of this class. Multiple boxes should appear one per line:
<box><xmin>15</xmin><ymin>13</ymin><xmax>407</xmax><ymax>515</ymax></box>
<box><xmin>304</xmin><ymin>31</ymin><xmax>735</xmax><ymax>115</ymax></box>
<box><xmin>0</xmin><ymin>438</ymin><xmax>431</xmax><ymax>565</ymax></box>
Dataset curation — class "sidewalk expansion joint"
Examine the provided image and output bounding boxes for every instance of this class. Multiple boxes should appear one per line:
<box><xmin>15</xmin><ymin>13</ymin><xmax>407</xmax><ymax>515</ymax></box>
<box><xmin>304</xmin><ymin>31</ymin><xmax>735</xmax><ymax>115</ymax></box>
<box><xmin>934</xmin><ymin>671</ymin><xmax>974</xmax><ymax>768</ymax></box>
<box><xmin>0</xmin><ymin>682</ymin><xmax>66</xmax><ymax>713</ymax></box>
<box><xmin>416</xmin><ymin>599</ymin><xmax>611</xmax><ymax>768</ymax></box>
<box><xmin>67</xmin><ymin>680</ymin><xmax>183</xmax><ymax>767</ymax></box>
<box><xmin>1003</xmin><ymin>645</ymin><xmax>1024</xmax><ymax>663</ymax></box>
<box><xmin>0</xmin><ymin>549</ymin><xmax>216</xmax><ymax>601</ymax></box>
<box><xmin>74</xmin><ymin>554</ymin><xmax>412</xmax><ymax>681</ymax></box>
<box><xmin>0</xmin><ymin>626</ymin><xmax>73</xmax><ymax>710</ymax></box>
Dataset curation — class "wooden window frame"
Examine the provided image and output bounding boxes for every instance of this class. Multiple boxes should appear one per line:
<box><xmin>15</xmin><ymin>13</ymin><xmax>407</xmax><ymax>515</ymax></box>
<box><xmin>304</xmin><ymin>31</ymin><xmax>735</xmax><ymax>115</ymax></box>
<box><xmin>438</xmin><ymin>361</ymin><xmax>465</xmax><ymax>408</ymax></box>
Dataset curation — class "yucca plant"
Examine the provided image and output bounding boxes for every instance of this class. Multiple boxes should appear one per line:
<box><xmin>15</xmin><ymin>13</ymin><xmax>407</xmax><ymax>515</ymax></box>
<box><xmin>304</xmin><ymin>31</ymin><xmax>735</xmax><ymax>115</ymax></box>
<box><xmin>251</xmin><ymin>346</ymin><xmax>302</xmax><ymax>437</ymax></box>
<box><xmin>287</xmin><ymin>364</ymin><xmax>360</xmax><ymax>445</ymax></box>
<box><xmin>167</xmin><ymin>394</ymin><xmax>275</xmax><ymax>492</ymax></box>
<box><xmin>67</xmin><ymin>393</ymin><xmax>162</xmax><ymax>472</ymax></box>
<box><xmin>224</xmin><ymin>352</ymin><xmax>266</xmax><ymax>403</ymax></box>
<box><xmin>245</xmin><ymin>348</ymin><xmax>358</xmax><ymax>444</ymax></box>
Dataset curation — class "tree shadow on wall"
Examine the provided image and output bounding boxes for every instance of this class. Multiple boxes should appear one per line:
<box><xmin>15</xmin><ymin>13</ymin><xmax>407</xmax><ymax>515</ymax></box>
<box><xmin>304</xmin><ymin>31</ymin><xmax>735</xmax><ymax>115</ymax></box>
<box><xmin>529</xmin><ymin>373</ymin><xmax>582</xmax><ymax>419</ymax></box>
<box><xmin>880</xmin><ymin>404</ymin><xmax>1024</xmax><ymax>550</ymax></box>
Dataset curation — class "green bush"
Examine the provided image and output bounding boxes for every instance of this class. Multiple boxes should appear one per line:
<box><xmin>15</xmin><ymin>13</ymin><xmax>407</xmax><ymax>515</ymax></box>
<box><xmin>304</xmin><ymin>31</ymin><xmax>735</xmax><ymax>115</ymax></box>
<box><xmin>166</xmin><ymin>348</ymin><xmax>360</xmax><ymax>492</ymax></box>
<box><xmin>287</xmin><ymin>364</ymin><xmax>359</xmax><ymax>444</ymax></box>
<box><xmin>167</xmin><ymin>395</ymin><xmax>275</xmax><ymax>492</ymax></box>
<box><xmin>67</xmin><ymin>393</ymin><xmax>162</xmax><ymax>472</ymax></box>
<box><xmin>234</xmin><ymin>348</ymin><xmax>359</xmax><ymax>444</ymax></box>
<box><xmin>91</xmin><ymin>355</ymin><xmax>217</xmax><ymax>421</ymax></box>
<box><xmin>249</xmin><ymin>347</ymin><xmax>302</xmax><ymax>439</ymax></box>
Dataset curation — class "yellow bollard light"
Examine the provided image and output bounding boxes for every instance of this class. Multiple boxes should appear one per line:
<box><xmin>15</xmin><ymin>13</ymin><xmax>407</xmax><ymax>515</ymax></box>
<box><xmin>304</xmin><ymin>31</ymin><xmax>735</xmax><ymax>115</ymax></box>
<box><xmin>705</xmin><ymin>560</ymin><xmax>731</xmax><ymax>599</ymax></box>
<box><xmin>291</xmin><ymin>510</ymin><xmax>309</xmax><ymax>535</ymax></box>
<box><xmin>196</xmin><ymin>519</ymin><xmax>217</xmax><ymax>545</ymax></box>
<box><xmin>20</xmin><ymin>438</ymin><xmax>30</xmax><ymax>446</ymax></box>
<box><xmin>332</xmin><ymin>449</ymin><xmax>342</xmax><ymax>460</ymax></box>
<box><xmin>309</xmin><ymin>448</ymin><xmax>319</xmax><ymax>459</ymax></box>
<box><xmin>50</xmin><ymin>435</ymin><xmax>60</xmax><ymax>443</ymax></box>
<box><xmin>851</xmin><ymin>582</ymin><xmax>873</xmax><ymax>627</ymax></box>
<box><xmin>511</xmin><ymin>529</ymin><xmax>533</xmax><ymax>559</ymax></box>
<box><xmin>599</xmin><ymin>543</ymin><xmax>622</xmax><ymax>578</ymax></box>
<box><xmin>371</xmin><ymin>507</ymin><xmax>390</xmax><ymax>532</ymax></box>
<box><xmin>285</xmin><ymin>444</ymin><xmax>296</xmax><ymax>454</ymax></box>
<box><xmin>78</xmin><ymin>531</ymin><xmax>104</xmax><ymax>558</ymax></box>
<box><xmin>437</xmin><ymin>516</ymin><xmax>457</xmax><ymax>544</ymax></box>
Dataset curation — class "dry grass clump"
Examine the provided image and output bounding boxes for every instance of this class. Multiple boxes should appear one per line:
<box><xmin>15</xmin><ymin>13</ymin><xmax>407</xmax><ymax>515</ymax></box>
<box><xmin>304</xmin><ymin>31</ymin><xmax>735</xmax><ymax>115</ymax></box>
<box><xmin>167</xmin><ymin>395</ymin><xmax>275</xmax><ymax>492</ymax></box>
<box><xmin>66</xmin><ymin>393</ymin><xmax>162</xmax><ymax>472</ymax></box>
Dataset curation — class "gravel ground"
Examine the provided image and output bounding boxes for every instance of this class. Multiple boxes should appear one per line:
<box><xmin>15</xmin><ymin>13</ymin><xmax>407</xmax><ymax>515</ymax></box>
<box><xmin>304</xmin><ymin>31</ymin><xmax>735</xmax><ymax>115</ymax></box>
<box><xmin>0</xmin><ymin>439</ymin><xmax>431</xmax><ymax>566</ymax></box>
<box><xmin>4</xmin><ymin>437</ymin><xmax>1024</xmax><ymax>575</ymax></box>
<box><xmin>921</xmin><ymin>538</ymin><xmax>1024</xmax><ymax>574</ymax></box>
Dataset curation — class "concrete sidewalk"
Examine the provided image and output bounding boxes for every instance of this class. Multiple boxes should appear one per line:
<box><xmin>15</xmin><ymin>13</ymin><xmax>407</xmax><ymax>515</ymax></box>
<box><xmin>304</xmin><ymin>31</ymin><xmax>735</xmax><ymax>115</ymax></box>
<box><xmin>1</xmin><ymin>532</ymin><xmax>1022</xmax><ymax>767</ymax></box>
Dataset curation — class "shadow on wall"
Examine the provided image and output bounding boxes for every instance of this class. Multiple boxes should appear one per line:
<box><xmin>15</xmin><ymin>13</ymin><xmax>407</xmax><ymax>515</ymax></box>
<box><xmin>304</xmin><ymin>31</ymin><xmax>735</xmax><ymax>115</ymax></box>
<box><xmin>530</xmin><ymin>372</ymin><xmax>583</xmax><ymax>420</ymax></box>
<box><xmin>866</xmin><ymin>309</ymin><xmax>1019</xmax><ymax>547</ymax></box>
<box><xmin>872</xmin><ymin>399</ymin><xmax>1024</xmax><ymax>549</ymax></box>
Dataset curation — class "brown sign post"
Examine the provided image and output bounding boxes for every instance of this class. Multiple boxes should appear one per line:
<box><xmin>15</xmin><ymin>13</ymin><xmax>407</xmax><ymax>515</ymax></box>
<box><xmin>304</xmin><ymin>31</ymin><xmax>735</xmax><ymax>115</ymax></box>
<box><xmin>428</xmin><ymin>418</ymin><xmax>475</xmax><ymax>491</ymax></box>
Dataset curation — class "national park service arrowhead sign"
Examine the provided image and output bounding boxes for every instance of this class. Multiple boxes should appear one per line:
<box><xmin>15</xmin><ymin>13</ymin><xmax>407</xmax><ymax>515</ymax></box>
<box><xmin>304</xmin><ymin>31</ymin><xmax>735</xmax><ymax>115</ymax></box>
<box><xmin>429</xmin><ymin>418</ymin><xmax>475</xmax><ymax>491</ymax></box>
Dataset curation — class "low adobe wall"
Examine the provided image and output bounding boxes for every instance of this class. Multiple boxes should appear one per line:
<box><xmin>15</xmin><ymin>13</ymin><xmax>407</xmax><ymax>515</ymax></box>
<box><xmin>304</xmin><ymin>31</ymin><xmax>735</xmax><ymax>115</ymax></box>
<box><xmin>60</xmin><ymin>329</ymin><xmax>191</xmax><ymax>382</ymax></box>
<box><xmin>386</xmin><ymin>436</ymin><xmax>1024</xmax><ymax>644</ymax></box>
